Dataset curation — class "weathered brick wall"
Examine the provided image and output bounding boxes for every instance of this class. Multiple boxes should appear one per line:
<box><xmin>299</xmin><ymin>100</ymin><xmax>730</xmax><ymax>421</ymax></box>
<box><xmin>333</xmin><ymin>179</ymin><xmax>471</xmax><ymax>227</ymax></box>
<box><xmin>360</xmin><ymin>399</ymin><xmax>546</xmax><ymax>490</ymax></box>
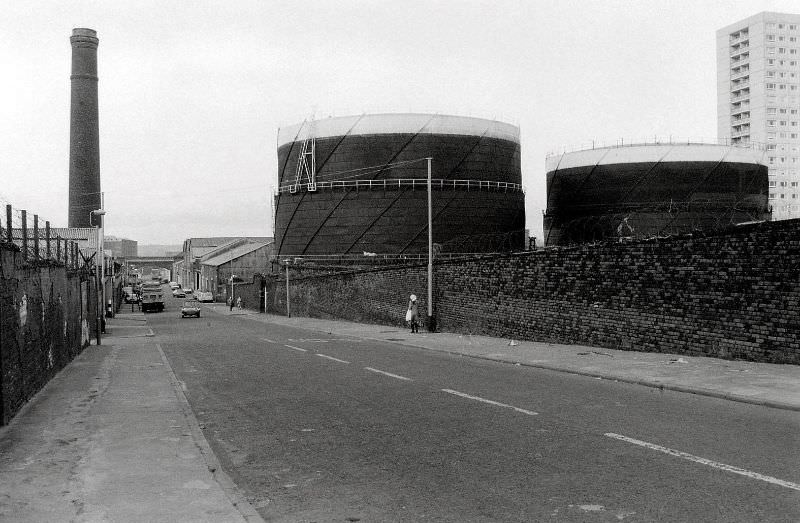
<box><xmin>265</xmin><ymin>219</ymin><xmax>800</xmax><ymax>364</ymax></box>
<box><xmin>231</xmin><ymin>275</ymin><xmax>265</xmax><ymax>311</ymax></box>
<box><xmin>0</xmin><ymin>245</ymin><xmax>93</xmax><ymax>424</ymax></box>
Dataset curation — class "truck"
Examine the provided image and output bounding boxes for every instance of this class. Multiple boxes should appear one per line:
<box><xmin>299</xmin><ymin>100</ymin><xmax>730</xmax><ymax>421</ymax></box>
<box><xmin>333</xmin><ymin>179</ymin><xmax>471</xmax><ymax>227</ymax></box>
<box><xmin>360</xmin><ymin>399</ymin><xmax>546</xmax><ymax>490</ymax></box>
<box><xmin>140</xmin><ymin>282</ymin><xmax>165</xmax><ymax>312</ymax></box>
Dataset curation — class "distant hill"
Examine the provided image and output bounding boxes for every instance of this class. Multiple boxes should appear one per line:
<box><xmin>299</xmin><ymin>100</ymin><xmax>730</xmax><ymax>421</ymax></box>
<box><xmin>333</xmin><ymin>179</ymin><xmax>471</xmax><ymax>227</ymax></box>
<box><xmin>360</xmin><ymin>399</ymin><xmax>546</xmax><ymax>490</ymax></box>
<box><xmin>138</xmin><ymin>244</ymin><xmax>182</xmax><ymax>257</ymax></box>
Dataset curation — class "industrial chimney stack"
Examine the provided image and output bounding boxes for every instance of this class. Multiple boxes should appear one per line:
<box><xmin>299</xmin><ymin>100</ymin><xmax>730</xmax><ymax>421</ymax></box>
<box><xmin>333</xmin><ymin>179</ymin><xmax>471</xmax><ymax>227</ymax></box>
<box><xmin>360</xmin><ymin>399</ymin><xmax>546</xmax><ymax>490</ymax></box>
<box><xmin>68</xmin><ymin>28</ymin><xmax>101</xmax><ymax>227</ymax></box>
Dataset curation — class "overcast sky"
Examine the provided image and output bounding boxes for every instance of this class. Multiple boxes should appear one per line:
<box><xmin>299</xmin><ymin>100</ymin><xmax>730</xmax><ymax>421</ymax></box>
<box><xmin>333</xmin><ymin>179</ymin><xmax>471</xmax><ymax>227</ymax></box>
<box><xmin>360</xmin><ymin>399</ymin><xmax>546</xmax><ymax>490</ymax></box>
<box><xmin>1</xmin><ymin>0</ymin><xmax>797</xmax><ymax>245</ymax></box>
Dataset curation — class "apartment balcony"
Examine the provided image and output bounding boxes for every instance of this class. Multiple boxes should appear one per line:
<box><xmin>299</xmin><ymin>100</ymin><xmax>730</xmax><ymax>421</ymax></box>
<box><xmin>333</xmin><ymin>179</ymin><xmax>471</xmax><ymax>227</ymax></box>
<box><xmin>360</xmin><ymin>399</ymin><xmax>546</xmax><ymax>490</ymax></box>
<box><xmin>731</xmin><ymin>78</ymin><xmax>750</xmax><ymax>89</ymax></box>
<box><xmin>731</xmin><ymin>129</ymin><xmax>751</xmax><ymax>139</ymax></box>
<box><xmin>729</xmin><ymin>31</ymin><xmax>749</xmax><ymax>43</ymax></box>
<box><xmin>731</xmin><ymin>115</ymin><xmax>751</xmax><ymax>126</ymax></box>
<box><xmin>730</xmin><ymin>50</ymin><xmax>750</xmax><ymax>62</ymax></box>
<box><xmin>730</xmin><ymin>93</ymin><xmax>750</xmax><ymax>103</ymax></box>
<box><xmin>730</xmin><ymin>42</ymin><xmax>750</xmax><ymax>54</ymax></box>
<box><xmin>731</xmin><ymin>69</ymin><xmax>750</xmax><ymax>80</ymax></box>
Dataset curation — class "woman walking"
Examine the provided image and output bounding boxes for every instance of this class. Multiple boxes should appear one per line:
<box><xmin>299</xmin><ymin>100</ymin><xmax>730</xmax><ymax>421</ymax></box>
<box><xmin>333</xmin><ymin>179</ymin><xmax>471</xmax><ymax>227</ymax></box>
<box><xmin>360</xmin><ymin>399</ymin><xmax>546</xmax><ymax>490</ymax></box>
<box><xmin>407</xmin><ymin>294</ymin><xmax>419</xmax><ymax>333</ymax></box>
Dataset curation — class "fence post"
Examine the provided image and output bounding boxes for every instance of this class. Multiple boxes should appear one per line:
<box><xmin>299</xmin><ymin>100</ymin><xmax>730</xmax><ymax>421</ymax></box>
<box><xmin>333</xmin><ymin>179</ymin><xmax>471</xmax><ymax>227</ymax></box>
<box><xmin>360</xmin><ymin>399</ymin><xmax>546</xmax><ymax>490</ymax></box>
<box><xmin>33</xmin><ymin>214</ymin><xmax>40</xmax><ymax>262</ymax></box>
<box><xmin>21</xmin><ymin>210</ymin><xmax>28</xmax><ymax>260</ymax></box>
<box><xmin>46</xmin><ymin>221</ymin><xmax>51</xmax><ymax>260</ymax></box>
<box><xmin>56</xmin><ymin>234</ymin><xmax>61</xmax><ymax>262</ymax></box>
<box><xmin>5</xmin><ymin>204</ymin><xmax>11</xmax><ymax>244</ymax></box>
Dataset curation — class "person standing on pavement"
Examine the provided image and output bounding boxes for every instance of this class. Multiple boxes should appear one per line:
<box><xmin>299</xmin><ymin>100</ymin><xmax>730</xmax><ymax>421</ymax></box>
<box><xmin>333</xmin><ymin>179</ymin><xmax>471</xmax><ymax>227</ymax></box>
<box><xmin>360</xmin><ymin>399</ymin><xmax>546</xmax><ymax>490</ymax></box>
<box><xmin>229</xmin><ymin>294</ymin><xmax>234</xmax><ymax>311</ymax></box>
<box><xmin>408</xmin><ymin>294</ymin><xmax>419</xmax><ymax>333</ymax></box>
<box><xmin>236</xmin><ymin>296</ymin><xmax>242</xmax><ymax>310</ymax></box>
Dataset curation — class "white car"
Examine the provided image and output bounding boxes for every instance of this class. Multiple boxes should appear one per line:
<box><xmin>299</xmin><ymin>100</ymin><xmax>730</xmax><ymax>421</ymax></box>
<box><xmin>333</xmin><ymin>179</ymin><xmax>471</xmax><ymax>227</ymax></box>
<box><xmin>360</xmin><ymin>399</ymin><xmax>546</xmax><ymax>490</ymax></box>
<box><xmin>196</xmin><ymin>291</ymin><xmax>214</xmax><ymax>303</ymax></box>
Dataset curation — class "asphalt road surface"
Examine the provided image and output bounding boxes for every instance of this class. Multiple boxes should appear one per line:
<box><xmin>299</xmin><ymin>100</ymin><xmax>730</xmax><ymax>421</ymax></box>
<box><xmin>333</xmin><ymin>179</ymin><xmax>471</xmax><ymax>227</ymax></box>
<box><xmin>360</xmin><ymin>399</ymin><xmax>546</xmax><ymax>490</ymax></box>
<box><xmin>149</xmin><ymin>294</ymin><xmax>800</xmax><ymax>522</ymax></box>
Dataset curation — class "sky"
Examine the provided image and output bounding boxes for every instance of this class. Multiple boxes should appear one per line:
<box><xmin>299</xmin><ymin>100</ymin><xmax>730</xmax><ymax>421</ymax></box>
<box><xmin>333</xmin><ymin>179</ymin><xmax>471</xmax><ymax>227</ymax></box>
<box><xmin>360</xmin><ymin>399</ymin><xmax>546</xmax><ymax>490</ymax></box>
<box><xmin>1</xmin><ymin>0</ymin><xmax>798</xmax><ymax>245</ymax></box>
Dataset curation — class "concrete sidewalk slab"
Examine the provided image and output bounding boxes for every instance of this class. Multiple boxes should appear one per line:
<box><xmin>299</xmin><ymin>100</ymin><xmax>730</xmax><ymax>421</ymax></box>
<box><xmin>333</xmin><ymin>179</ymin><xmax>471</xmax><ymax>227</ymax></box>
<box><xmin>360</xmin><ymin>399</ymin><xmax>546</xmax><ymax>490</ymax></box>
<box><xmin>204</xmin><ymin>304</ymin><xmax>800</xmax><ymax>412</ymax></box>
<box><xmin>0</xmin><ymin>312</ymin><xmax>263</xmax><ymax>522</ymax></box>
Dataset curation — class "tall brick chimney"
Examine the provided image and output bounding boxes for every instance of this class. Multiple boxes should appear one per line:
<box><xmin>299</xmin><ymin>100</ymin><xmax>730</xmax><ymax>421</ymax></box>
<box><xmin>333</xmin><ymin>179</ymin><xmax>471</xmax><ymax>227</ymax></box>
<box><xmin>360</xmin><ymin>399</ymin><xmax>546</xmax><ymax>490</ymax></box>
<box><xmin>68</xmin><ymin>28</ymin><xmax>101</xmax><ymax>228</ymax></box>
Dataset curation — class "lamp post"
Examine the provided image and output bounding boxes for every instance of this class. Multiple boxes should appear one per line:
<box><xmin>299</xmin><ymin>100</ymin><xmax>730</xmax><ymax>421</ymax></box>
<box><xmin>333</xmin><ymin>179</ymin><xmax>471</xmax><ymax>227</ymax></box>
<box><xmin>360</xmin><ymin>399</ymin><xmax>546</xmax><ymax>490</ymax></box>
<box><xmin>285</xmin><ymin>259</ymin><xmax>291</xmax><ymax>318</ymax></box>
<box><xmin>229</xmin><ymin>274</ymin><xmax>236</xmax><ymax>310</ymax></box>
<box><xmin>426</xmin><ymin>157</ymin><xmax>434</xmax><ymax>332</ymax></box>
<box><xmin>89</xmin><ymin>208</ymin><xmax>105</xmax><ymax>344</ymax></box>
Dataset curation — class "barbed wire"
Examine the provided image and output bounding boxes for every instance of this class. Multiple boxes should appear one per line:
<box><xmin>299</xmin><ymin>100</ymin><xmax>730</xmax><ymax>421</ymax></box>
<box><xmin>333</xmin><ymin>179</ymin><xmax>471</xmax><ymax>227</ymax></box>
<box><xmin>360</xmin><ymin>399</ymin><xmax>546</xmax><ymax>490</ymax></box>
<box><xmin>0</xmin><ymin>199</ymin><xmax>91</xmax><ymax>270</ymax></box>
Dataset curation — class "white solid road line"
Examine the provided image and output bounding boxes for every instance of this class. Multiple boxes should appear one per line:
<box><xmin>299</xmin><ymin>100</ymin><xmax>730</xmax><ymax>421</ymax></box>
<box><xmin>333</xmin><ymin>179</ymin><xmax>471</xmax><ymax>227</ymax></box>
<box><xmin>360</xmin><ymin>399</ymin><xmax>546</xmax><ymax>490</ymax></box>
<box><xmin>283</xmin><ymin>344</ymin><xmax>307</xmax><ymax>352</ymax></box>
<box><xmin>364</xmin><ymin>367</ymin><xmax>413</xmax><ymax>381</ymax></box>
<box><xmin>441</xmin><ymin>389</ymin><xmax>538</xmax><ymax>416</ymax></box>
<box><xmin>316</xmin><ymin>353</ymin><xmax>350</xmax><ymax>364</ymax></box>
<box><xmin>604</xmin><ymin>433</ymin><xmax>800</xmax><ymax>492</ymax></box>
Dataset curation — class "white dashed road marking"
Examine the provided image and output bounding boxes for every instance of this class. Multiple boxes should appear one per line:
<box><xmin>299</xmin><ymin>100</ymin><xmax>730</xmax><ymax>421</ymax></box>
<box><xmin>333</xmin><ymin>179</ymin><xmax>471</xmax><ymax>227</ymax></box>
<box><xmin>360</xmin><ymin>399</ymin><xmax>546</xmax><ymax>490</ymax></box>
<box><xmin>261</xmin><ymin>338</ymin><xmax>277</xmax><ymax>344</ymax></box>
<box><xmin>605</xmin><ymin>433</ymin><xmax>800</xmax><ymax>492</ymax></box>
<box><xmin>316</xmin><ymin>354</ymin><xmax>350</xmax><ymax>364</ymax></box>
<box><xmin>283</xmin><ymin>345</ymin><xmax>307</xmax><ymax>352</ymax></box>
<box><xmin>441</xmin><ymin>389</ymin><xmax>538</xmax><ymax>416</ymax></box>
<box><xmin>364</xmin><ymin>367</ymin><xmax>413</xmax><ymax>381</ymax></box>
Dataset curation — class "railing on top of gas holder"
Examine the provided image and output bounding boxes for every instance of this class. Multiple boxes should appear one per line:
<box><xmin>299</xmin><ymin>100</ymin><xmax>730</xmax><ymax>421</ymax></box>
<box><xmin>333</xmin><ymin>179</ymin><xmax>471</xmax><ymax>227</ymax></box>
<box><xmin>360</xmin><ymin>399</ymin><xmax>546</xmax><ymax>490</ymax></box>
<box><xmin>546</xmin><ymin>136</ymin><xmax>768</xmax><ymax>158</ymax></box>
<box><xmin>275</xmin><ymin>178</ymin><xmax>524</xmax><ymax>195</ymax></box>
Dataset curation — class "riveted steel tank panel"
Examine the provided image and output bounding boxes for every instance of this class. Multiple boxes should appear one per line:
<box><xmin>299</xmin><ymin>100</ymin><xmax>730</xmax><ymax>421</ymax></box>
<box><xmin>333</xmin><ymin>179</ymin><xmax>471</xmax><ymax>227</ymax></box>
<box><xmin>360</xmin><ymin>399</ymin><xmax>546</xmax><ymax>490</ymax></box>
<box><xmin>544</xmin><ymin>145</ymin><xmax>769</xmax><ymax>245</ymax></box>
<box><xmin>275</xmin><ymin>115</ymin><xmax>524</xmax><ymax>256</ymax></box>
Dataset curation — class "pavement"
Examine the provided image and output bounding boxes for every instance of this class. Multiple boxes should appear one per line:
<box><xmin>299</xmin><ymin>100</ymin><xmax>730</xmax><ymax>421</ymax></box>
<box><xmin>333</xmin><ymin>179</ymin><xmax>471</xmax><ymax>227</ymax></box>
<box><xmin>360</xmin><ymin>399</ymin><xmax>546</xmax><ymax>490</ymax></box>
<box><xmin>1</xmin><ymin>305</ymin><xmax>798</xmax><ymax>521</ymax></box>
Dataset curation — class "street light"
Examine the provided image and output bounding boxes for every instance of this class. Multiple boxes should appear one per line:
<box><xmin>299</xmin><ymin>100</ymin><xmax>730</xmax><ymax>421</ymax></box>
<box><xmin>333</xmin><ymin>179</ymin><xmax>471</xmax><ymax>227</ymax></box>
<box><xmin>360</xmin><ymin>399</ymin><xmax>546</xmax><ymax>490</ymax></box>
<box><xmin>89</xmin><ymin>208</ymin><xmax>105</xmax><ymax>345</ymax></box>
<box><xmin>229</xmin><ymin>274</ymin><xmax>236</xmax><ymax>310</ymax></box>
<box><xmin>426</xmin><ymin>157</ymin><xmax>435</xmax><ymax>332</ymax></box>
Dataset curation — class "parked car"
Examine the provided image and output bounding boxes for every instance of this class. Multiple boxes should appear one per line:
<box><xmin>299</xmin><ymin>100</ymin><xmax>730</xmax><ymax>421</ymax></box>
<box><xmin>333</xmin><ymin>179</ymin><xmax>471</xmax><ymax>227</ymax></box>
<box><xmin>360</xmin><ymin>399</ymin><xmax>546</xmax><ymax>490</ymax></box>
<box><xmin>184</xmin><ymin>288</ymin><xmax>193</xmax><ymax>295</ymax></box>
<box><xmin>196</xmin><ymin>291</ymin><xmax>214</xmax><ymax>303</ymax></box>
<box><xmin>181</xmin><ymin>300</ymin><xmax>201</xmax><ymax>318</ymax></box>
<box><xmin>169</xmin><ymin>282</ymin><xmax>180</xmax><ymax>290</ymax></box>
<box><xmin>172</xmin><ymin>289</ymin><xmax>186</xmax><ymax>298</ymax></box>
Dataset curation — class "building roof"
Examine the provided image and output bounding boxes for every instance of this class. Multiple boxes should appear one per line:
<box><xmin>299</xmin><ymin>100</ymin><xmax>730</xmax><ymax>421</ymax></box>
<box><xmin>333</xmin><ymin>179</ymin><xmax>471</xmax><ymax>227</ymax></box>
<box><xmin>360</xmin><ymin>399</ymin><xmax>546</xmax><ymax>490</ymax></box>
<box><xmin>9</xmin><ymin>227</ymin><xmax>98</xmax><ymax>247</ymax></box>
<box><xmin>49</xmin><ymin>227</ymin><xmax>97</xmax><ymax>240</ymax></box>
<box><xmin>201</xmin><ymin>241</ymin><xmax>271</xmax><ymax>267</ymax></box>
<box><xmin>185</xmin><ymin>237</ymin><xmax>240</xmax><ymax>248</ymax></box>
<box><xmin>199</xmin><ymin>237</ymin><xmax>273</xmax><ymax>260</ymax></box>
<box><xmin>105</xmin><ymin>235</ymin><xmax>136</xmax><ymax>242</ymax></box>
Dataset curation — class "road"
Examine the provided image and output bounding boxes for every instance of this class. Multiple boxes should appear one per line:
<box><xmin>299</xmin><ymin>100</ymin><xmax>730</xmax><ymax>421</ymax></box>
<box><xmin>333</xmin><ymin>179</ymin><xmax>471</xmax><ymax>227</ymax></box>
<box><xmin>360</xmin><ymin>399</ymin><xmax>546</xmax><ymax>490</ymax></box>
<box><xmin>148</xmin><ymin>291</ymin><xmax>800</xmax><ymax>522</ymax></box>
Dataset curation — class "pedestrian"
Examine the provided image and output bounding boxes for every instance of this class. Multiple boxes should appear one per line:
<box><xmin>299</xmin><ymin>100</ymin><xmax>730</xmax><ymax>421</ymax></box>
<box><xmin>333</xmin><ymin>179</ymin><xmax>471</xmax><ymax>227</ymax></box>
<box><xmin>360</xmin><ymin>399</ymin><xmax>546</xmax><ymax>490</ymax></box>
<box><xmin>236</xmin><ymin>296</ymin><xmax>242</xmax><ymax>310</ymax></box>
<box><xmin>407</xmin><ymin>294</ymin><xmax>419</xmax><ymax>333</ymax></box>
<box><xmin>229</xmin><ymin>295</ymin><xmax>234</xmax><ymax>311</ymax></box>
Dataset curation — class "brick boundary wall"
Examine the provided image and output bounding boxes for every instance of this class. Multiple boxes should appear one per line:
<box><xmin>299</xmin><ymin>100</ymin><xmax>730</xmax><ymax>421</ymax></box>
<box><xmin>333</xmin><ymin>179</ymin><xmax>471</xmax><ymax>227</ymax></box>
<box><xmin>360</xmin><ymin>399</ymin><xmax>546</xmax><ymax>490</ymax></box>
<box><xmin>231</xmin><ymin>275</ymin><xmax>264</xmax><ymax>311</ymax></box>
<box><xmin>0</xmin><ymin>244</ymin><xmax>93</xmax><ymax>424</ymax></box>
<box><xmin>264</xmin><ymin>219</ymin><xmax>800</xmax><ymax>364</ymax></box>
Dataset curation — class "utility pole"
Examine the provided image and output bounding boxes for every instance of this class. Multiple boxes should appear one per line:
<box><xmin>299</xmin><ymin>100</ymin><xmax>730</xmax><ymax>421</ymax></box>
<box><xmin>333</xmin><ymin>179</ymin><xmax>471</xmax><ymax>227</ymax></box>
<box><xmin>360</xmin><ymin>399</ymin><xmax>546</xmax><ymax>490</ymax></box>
<box><xmin>427</xmin><ymin>157</ymin><xmax>434</xmax><ymax>331</ymax></box>
<box><xmin>285</xmin><ymin>260</ymin><xmax>291</xmax><ymax>318</ymax></box>
<box><xmin>90</xmin><ymin>207</ymin><xmax>105</xmax><ymax>344</ymax></box>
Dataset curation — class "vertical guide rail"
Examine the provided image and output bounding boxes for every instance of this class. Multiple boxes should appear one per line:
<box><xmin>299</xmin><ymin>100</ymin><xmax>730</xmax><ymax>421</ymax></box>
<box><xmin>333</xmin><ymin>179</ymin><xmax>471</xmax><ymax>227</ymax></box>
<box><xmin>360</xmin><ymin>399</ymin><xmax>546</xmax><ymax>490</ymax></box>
<box><xmin>45</xmin><ymin>221</ymin><xmax>51</xmax><ymax>260</ymax></box>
